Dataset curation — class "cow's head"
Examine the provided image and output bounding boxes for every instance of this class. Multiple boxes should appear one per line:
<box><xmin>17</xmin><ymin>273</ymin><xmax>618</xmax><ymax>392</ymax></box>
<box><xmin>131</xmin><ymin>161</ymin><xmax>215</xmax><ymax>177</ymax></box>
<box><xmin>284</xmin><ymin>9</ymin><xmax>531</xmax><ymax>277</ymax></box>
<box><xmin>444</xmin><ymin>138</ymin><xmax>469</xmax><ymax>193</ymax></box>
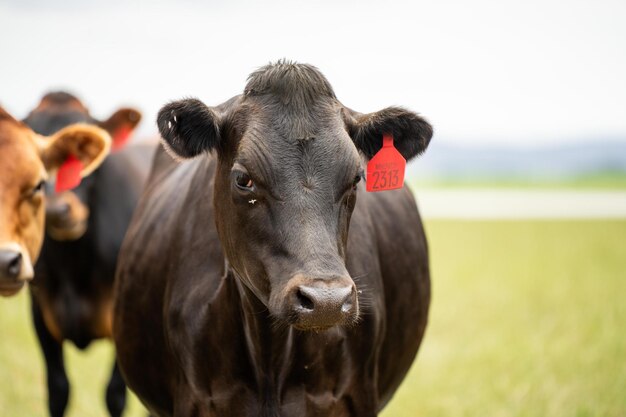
<box><xmin>23</xmin><ymin>92</ymin><xmax>141</xmax><ymax>241</ymax></box>
<box><xmin>158</xmin><ymin>61</ymin><xmax>432</xmax><ymax>330</ymax></box>
<box><xmin>0</xmin><ymin>107</ymin><xmax>110</xmax><ymax>296</ymax></box>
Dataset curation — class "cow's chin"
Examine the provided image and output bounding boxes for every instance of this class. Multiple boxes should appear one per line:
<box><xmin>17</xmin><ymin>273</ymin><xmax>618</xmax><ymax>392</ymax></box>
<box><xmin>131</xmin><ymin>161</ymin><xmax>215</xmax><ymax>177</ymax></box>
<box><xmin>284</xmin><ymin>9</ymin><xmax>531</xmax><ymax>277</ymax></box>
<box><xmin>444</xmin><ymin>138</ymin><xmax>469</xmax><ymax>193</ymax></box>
<box><xmin>287</xmin><ymin>310</ymin><xmax>359</xmax><ymax>333</ymax></box>
<box><xmin>47</xmin><ymin>220</ymin><xmax>88</xmax><ymax>241</ymax></box>
<box><xmin>0</xmin><ymin>281</ymin><xmax>25</xmax><ymax>297</ymax></box>
<box><xmin>291</xmin><ymin>322</ymin><xmax>340</xmax><ymax>333</ymax></box>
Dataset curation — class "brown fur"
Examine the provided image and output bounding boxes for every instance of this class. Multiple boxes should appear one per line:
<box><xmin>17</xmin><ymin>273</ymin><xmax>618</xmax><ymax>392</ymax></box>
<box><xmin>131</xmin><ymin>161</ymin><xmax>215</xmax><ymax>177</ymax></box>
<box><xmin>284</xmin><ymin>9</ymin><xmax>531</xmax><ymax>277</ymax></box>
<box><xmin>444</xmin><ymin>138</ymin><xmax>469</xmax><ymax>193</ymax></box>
<box><xmin>0</xmin><ymin>106</ymin><xmax>110</xmax><ymax>297</ymax></box>
<box><xmin>0</xmin><ymin>115</ymin><xmax>47</xmax><ymax>294</ymax></box>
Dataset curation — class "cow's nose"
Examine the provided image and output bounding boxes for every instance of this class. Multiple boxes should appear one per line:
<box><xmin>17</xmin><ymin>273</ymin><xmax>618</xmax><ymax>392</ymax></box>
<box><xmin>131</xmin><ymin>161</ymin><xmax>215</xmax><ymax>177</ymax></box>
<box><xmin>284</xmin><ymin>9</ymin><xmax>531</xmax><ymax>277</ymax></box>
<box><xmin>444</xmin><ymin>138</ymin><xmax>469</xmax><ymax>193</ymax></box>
<box><xmin>290</xmin><ymin>279</ymin><xmax>358</xmax><ymax>329</ymax></box>
<box><xmin>296</xmin><ymin>285</ymin><xmax>354</xmax><ymax>313</ymax></box>
<box><xmin>47</xmin><ymin>202</ymin><xmax>71</xmax><ymax>218</ymax></box>
<box><xmin>0</xmin><ymin>250</ymin><xmax>22</xmax><ymax>280</ymax></box>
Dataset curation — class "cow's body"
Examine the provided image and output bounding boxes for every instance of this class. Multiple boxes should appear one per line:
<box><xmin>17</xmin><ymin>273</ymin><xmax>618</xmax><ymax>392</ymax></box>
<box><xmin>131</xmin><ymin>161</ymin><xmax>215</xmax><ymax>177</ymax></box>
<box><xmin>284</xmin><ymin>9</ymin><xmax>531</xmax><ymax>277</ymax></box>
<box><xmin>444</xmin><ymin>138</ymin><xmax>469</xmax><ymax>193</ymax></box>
<box><xmin>114</xmin><ymin>62</ymin><xmax>431</xmax><ymax>417</ymax></box>
<box><xmin>31</xmin><ymin>145</ymin><xmax>153</xmax><ymax>346</ymax></box>
<box><xmin>23</xmin><ymin>93</ymin><xmax>153</xmax><ymax>417</ymax></box>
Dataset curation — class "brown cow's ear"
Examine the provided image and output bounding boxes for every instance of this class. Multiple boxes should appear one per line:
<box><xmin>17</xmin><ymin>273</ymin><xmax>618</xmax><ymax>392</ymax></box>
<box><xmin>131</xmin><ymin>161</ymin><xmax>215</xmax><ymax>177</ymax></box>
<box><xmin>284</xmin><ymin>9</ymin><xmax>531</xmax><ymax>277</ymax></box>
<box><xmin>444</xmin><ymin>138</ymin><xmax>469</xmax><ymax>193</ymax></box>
<box><xmin>98</xmin><ymin>107</ymin><xmax>142</xmax><ymax>151</ymax></box>
<box><xmin>38</xmin><ymin>124</ymin><xmax>111</xmax><ymax>176</ymax></box>
<box><xmin>343</xmin><ymin>106</ymin><xmax>433</xmax><ymax>161</ymax></box>
<box><xmin>157</xmin><ymin>99</ymin><xmax>220</xmax><ymax>160</ymax></box>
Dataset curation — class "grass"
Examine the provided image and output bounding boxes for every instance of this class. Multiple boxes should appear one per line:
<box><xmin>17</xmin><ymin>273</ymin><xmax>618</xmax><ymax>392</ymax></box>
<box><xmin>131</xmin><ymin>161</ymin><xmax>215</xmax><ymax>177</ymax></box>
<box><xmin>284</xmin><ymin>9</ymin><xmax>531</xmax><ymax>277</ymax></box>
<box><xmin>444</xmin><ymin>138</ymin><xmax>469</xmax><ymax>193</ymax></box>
<box><xmin>382</xmin><ymin>220</ymin><xmax>626</xmax><ymax>417</ymax></box>
<box><xmin>0</xmin><ymin>295</ymin><xmax>146</xmax><ymax>416</ymax></box>
<box><xmin>1</xmin><ymin>220</ymin><xmax>625</xmax><ymax>416</ymax></box>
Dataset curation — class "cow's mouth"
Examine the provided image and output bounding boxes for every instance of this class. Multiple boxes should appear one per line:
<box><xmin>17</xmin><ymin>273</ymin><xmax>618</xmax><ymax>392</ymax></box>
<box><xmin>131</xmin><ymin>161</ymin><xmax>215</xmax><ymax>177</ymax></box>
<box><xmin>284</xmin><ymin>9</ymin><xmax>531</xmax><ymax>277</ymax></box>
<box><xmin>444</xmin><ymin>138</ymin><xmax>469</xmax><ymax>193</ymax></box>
<box><xmin>47</xmin><ymin>218</ymin><xmax>88</xmax><ymax>241</ymax></box>
<box><xmin>0</xmin><ymin>281</ymin><xmax>25</xmax><ymax>297</ymax></box>
<box><xmin>291</xmin><ymin>322</ymin><xmax>340</xmax><ymax>332</ymax></box>
<box><xmin>288</xmin><ymin>309</ymin><xmax>359</xmax><ymax>332</ymax></box>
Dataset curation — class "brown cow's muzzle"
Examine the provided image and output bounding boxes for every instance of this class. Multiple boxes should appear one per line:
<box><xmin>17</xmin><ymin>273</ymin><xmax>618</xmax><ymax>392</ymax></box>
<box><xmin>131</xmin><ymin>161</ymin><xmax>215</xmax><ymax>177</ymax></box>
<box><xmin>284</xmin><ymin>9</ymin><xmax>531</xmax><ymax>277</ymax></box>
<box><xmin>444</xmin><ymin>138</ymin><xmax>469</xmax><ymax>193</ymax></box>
<box><xmin>283</xmin><ymin>274</ymin><xmax>359</xmax><ymax>331</ymax></box>
<box><xmin>46</xmin><ymin>192</ymin><xmax>89</xmax><ymax>241</ymax></box>
<box><xmin>0</xmin><ymin>244</ymin><xmax>34</xmax><ymax>296</ymax></box>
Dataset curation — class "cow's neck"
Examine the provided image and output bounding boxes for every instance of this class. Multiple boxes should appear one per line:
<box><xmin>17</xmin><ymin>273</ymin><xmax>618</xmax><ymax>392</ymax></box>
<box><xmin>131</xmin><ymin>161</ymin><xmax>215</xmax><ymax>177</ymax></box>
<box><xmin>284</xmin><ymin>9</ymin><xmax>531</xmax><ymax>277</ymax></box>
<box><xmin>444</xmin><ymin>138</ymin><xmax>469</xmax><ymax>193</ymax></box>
<box><xmin>232</xmin><ymin>272</ymin><xmax>295</xmax><ymax>396</ymax></box>
<box><xmin>227</xmin><ymin>269</ymin><xmax>355</xmax><ymax>410</ymax></box>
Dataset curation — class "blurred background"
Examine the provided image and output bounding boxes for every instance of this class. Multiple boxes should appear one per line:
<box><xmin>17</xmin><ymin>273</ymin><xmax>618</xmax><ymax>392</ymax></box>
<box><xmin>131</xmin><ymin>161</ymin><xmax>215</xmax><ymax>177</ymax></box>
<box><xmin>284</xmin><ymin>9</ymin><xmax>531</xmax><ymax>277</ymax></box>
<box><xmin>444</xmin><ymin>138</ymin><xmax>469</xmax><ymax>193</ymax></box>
<box><xmin>1</xmin><ymin>0</ymin><xmax>624</xmax><ymax>416</ymax></box>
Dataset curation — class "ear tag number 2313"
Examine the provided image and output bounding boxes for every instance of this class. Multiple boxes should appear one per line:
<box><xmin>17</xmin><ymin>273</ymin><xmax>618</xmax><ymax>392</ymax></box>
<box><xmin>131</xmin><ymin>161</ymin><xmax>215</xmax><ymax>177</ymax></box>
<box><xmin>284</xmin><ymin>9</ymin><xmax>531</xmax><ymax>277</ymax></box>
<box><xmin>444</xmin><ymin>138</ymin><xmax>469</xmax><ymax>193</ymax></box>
<box><xmin>366</xmin><ymin>134</ymin><xmax>406</xmax><ymax>192</ymax></box>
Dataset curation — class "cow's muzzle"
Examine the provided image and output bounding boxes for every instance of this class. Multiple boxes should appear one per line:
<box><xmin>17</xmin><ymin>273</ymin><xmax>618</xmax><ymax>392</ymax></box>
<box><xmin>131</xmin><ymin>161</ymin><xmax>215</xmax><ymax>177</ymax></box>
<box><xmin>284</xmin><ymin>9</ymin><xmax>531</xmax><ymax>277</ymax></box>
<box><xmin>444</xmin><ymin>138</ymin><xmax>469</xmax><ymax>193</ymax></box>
<box><xmin>284</xmin><ymin>274</ymin><xmax>358</xmax><ymax>331</ymax></box>
<box><xmin>0</xmin><ymin>245</ymin><xmax>33</xmax><ymax>296</ymax></box>
<box><xmin>46</xmin><ymin>193</ymin><xmax>89</xmax><ymax>241</ymax></box>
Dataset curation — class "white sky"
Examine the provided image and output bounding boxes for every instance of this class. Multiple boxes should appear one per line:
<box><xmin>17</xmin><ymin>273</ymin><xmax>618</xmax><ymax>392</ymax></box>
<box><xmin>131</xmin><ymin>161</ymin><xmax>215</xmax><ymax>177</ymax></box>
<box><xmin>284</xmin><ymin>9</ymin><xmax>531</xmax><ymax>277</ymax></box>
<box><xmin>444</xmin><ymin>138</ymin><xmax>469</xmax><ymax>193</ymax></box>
<box><xmin>1</xmin><ymin>0</ymin><xmax>625</xmax><ymax>147</ymax></box>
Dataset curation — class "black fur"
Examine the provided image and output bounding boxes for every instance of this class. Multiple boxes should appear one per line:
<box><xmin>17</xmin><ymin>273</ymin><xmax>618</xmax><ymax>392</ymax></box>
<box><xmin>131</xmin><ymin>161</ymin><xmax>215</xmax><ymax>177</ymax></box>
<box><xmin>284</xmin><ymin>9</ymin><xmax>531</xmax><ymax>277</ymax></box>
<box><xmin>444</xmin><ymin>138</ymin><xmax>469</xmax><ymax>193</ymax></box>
<box><xmin>346</xmin><ymin>107</ymin><xmax>433</xmax><ymax>161</ymax></box>
<box><xmin>41</xmin><ymin>91</ymin><xmax>82</xmax><ymax>105</ymax></box>
<box><xmin>157</xmin><ymin>99</ymin><xmax>221</xmax><ymax>159</ymax></box>
<box><xmin>245</xmin><ymin>60</ymin><xmax>336</xmax><ymax>103</ymax></box>
<box><xmin>115</xmin><ymin>61</ymin><xmax>432</xmax><ymax>416</ymax></box>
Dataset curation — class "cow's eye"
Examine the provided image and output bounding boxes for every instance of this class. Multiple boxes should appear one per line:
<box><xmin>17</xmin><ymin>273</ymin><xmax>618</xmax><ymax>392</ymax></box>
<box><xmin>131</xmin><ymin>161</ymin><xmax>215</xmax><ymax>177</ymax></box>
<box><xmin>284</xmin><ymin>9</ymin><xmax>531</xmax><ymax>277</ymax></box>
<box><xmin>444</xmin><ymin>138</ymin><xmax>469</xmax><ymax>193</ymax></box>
<box><xmin>32</xmin><ymin>180</ymin><xmax>46</xmax><ymax>195</ymax></box>
<box><xmin>235</xmin><ymin>172</ymin><xmax>254</xmax><ymax>190</ymax></box>
<box><xmin>352</xmin><ymin>174</ymin><xmax>362</xmax><ymax>191</ymax></box>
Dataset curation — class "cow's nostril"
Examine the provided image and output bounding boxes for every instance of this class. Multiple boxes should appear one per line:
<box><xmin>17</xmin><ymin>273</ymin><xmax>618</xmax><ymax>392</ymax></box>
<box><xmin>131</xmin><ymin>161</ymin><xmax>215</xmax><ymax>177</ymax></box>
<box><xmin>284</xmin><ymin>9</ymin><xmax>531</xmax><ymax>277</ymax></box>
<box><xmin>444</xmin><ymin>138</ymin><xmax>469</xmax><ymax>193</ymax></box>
<box><xmin>341</xmin><ymin>295</ymin><xmax>353</xmax><ymax>313</ymax></box>
<box><xmin>7</xmin><ymin>253</ymin><xmax>22</xmax><ymax>277</ymax></box>
<box><xmin>0</xmin><ymin>250</ymin><xmax>22</xmax><ymax>279</ymax></box>
<box><xmin>48</xmin><ymin>202</ymin><xmax>71</xmax><ymax>217</ymax></box>
<box><xmin>296</xmin><ymin>288</ymin><xmax>315</xmax><ymax>310</ymax></box>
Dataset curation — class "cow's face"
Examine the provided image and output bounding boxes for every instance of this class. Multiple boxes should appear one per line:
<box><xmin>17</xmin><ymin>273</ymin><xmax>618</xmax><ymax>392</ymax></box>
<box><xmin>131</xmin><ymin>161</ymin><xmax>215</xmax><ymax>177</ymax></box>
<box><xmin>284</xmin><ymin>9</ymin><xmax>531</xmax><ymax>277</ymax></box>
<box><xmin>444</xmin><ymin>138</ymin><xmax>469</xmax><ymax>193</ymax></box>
<box><xmin>23</xmin><ymin>92</ymin><xmax>141</xmax><ymax>241</ymax></box>
<box><xmin>158</xmin><ymin>62</ymin><xmax>432</xmax><ymax>330</ymax></box>
<box><xmin>0</xmin><ymin>107</ymin><xmax>111</xmax><ymax>296</ymax></box>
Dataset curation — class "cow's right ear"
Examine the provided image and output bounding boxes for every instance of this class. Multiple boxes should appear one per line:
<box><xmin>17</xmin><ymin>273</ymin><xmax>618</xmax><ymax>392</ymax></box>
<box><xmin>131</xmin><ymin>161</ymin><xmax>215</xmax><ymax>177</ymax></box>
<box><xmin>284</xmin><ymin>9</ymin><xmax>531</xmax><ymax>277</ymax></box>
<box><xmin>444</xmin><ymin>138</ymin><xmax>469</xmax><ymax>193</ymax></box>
<box><xmin>157</xmin><ymin>99</ymin><xmax>221</xmax><ymax>160</ymax></box>
<box><xmin>98</xmin><ymin>107</ymin><xmax>142</xmax><ymax>151</ymax></box>
<box><xmin>38</xmin><ymin>124</ymin><xmax>111</xmax><ymax>177</ymax></box>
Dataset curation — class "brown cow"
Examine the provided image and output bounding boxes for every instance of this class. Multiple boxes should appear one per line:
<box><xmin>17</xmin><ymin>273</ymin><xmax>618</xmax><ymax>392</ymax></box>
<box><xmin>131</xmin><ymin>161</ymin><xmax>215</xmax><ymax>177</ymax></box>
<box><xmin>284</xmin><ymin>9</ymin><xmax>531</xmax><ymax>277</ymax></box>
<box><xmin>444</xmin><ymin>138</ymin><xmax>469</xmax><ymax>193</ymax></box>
<box><xmin>0</xmin><ymin>106</ymin><xmax>110</xmax><ymax>297</ymax></box>
<box><xmin>114</xmin><ymin>61</ymin><xmax>432</xmax><ymax>416</ymax></box>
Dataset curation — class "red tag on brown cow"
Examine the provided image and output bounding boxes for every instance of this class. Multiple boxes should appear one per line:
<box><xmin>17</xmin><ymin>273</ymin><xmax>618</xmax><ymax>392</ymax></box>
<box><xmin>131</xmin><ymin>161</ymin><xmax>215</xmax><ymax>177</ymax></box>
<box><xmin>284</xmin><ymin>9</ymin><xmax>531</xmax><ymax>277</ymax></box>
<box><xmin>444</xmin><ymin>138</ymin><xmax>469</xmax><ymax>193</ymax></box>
<box><xmin>111</xmin><ymin>125</ymin><xmax>132</xmax><ymax>151</ymax></box>
<box><xmin>55</xmin><ymin>155</ymin><xmax>83</xmax><ymax>193</ymax></box>
<box><xmin>366</xmin><ymin>134</ymin><xmax>406</xmax><ymax>192</ymax></box>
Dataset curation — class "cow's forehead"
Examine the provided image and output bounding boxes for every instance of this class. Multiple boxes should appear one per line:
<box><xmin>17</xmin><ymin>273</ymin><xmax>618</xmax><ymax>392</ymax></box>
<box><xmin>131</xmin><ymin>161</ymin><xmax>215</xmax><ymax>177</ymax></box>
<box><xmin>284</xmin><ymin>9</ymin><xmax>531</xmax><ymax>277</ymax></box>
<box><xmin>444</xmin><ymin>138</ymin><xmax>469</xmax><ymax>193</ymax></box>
<box><xmin>235</xmin><ymin>112</ymin><xmax>360</xmax><ymax>197</ymax></box>
<box><xmin>0</xmin><ymin>122</ymin><xmax>44</xmax><ymax>189</ymax></box>
<box><xmin>34</xmin><ymin>92</ymin><xmax>89</xmax><ymax>114</ymax></box>
<box><xmin>227</xmin><ymin>62</ymin><xmax>361</xmax><ymax>191</ymax></box>
<box><xmin>26</xmin><ymin>92</ymin><xmax>92</xmax><ymax>136</ymax></box>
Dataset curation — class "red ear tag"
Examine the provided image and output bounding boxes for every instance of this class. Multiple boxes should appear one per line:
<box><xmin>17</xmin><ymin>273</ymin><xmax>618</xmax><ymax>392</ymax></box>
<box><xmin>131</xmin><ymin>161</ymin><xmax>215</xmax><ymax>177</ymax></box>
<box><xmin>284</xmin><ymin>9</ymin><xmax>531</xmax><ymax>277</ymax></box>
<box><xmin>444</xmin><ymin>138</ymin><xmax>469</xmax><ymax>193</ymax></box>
<box><xmin>55</xmin><ymin>155</ymin><xmax>83</xmax><ymax>193</ymax></box>
<box><xmin>366</xmin><ymin>134</ymin><xmax>406</xmax><ymax>192</ymax></box>
<box><xmin>111</xmin><ymin>125</ymin><xmax>132</xmax><ymax>151</ymax></box>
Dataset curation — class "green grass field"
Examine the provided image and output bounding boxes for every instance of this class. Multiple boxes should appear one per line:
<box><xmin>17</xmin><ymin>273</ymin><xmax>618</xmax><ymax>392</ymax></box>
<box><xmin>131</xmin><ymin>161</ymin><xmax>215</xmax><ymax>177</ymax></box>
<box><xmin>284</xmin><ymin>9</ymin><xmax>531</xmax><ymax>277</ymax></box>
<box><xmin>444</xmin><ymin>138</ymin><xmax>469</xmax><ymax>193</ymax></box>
<box><xmin>409</xmin><ymin>172</ymin><xmax>626</xmax><ymax>190</ymax></box>
<box><xmin>1</xmin><ymin>220</ymin><xmax>625</xmax><ymax>416</ymax></box>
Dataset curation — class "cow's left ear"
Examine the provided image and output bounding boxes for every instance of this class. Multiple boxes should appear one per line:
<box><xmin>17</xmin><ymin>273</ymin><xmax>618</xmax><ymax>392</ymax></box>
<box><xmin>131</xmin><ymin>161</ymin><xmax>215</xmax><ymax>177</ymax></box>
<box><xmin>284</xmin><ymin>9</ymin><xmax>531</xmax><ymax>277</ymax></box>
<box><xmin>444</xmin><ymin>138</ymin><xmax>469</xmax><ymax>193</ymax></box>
<box><xmin>98</xmin><ymin>108</ymin><xmax>142</xmax><ymax>151</ymax></box>
<box><xmin>343</xmin><ymin>106</ymin><xmax>433</xmax><ymax>161</ymax></box>
<box><xmin>38</xmin><ymin>124</ymin><xmax>111</xmax><ymax>176</ymax></box>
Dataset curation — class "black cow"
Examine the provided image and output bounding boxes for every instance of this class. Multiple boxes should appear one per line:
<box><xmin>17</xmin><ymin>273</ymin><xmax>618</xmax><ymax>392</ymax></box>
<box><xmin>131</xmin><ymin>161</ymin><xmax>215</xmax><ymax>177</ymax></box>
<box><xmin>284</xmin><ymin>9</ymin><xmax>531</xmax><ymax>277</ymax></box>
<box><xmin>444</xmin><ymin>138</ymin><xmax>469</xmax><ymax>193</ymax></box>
<box><xmin>23</xmin><ymin>92</ymin><xmax>154</xmax><ymax>417</ymax></box>
<box><xmin>114</xmin><ymin>61</ymin><xmax>432</xmax><ymax>416</ymax></box>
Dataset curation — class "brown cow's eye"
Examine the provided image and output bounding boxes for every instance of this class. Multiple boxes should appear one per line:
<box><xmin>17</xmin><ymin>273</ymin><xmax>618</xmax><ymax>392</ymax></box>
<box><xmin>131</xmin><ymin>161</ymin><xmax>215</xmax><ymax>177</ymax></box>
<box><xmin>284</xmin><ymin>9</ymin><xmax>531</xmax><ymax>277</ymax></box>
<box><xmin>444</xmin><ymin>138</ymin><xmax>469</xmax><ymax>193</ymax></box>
<box><xmin>235</xmin><ymin>172</ymin><xmax>254</xmax><ymax>190</ymax></box>
<box><xmin>32</xmin><ymin>180</ymin><xmax>46</xmax><ymax>195</ymax></box>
